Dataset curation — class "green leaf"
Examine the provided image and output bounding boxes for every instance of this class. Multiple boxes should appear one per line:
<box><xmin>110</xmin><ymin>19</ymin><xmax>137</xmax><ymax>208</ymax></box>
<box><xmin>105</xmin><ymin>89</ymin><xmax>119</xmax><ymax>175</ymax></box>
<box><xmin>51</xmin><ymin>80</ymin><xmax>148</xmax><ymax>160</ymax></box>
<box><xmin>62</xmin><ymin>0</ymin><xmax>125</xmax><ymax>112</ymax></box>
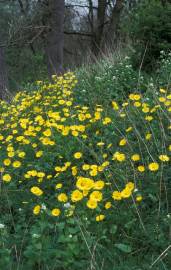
<box><xmin>114</xmin><ymin>243</ymin><xmax>132</xmax><ymax>253</ymax></box>
<box><xmin>110</xmin><ymin>225</ymin><xmax>117</xmax><ymax>234</ymax></box>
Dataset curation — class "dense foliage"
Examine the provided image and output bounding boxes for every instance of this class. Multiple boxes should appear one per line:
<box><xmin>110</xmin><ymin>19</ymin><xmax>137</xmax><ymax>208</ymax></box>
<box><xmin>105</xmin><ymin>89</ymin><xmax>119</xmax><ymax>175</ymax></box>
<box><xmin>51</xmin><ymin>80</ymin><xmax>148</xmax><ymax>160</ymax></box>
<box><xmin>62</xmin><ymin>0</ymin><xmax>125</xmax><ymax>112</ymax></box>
<box><xmin>122</xmin><ymin>0</ymin><xmax>171</xmax><ymax>71</ymax></box>
<box><xmin>0</xmin><ymin>57</ymin><xmax>171</xmax><ymax>269</ymax></box>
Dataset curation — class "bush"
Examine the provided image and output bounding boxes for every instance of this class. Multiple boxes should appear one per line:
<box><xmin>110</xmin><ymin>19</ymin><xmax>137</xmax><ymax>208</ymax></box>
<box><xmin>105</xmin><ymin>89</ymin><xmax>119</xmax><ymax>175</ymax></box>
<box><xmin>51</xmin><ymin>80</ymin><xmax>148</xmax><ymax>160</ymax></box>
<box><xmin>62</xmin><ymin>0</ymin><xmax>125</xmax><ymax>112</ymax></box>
<box><xmin>122</xmin><ymin>0</ymin><xmax>171</xmax><ymax>71</ymax></box>
<box><xmin>75</xmin><ymin>55</ymin><xmax>149</xmax><ymax>107</ymax></box>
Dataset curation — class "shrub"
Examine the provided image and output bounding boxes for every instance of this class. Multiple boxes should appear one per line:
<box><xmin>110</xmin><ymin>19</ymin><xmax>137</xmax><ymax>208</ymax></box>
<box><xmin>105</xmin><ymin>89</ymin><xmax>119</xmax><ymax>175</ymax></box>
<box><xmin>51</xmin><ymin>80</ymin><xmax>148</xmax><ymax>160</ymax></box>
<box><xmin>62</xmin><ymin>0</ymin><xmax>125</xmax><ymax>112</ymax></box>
<box><xmin>75</xmin><ymin>55</ymin><xmax>148</xmax><ymax>107</ymax></box>
<box><xmin>122</xmin><ymin>0</ymin><xmax>171</xmax><ymax>71</ymax></box>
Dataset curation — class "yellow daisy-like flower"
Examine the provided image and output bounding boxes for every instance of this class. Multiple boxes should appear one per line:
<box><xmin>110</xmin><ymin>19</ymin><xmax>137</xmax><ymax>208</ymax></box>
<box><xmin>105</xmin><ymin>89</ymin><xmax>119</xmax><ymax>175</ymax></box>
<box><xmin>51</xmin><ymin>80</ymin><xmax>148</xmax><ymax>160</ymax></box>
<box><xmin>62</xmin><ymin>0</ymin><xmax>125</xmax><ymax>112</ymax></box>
<box><xmin>76</xmin><ymin>177</ymin><xmax>94</xmax><ymax>191</ymax></box>
<box><xmin>131</xmin><ymin>154</ymin><xmax>140</xmax><ymax>162</ymax></box>
<box><xmin>3</xmin><ymin>159</ymin><xmax>11</xmax><ymax>166</ymax></box>
<box><xmin>137</xmin><ymin>165</ymin><xmax>145</xmax><ymax>172</ymax></box>
<box><xmin>148</xmin><ymin>162</ymin><xmax>159</xmax><ymax>171</ymax></box>
<box><xmin>102</xmin><ymin>117</ymin><xmax>112</xmax><ymax>125</ymax></box>
<box><xmin>158</xmin><ymin>97</ymin><xmax>166</xmax><ymax>102</ymax></box>
<box><xmin>159</xmin><ymin>155</ymin><xmax>170</xmax><ymax>162</ymax></box>
<box><xmin>90</xmin><ymin>191</ymin><xmax>103</xmax><ymax>202</ymax></box>
<box><xmin>112</xmin><ymin>152</ymin><xmax>126</xmax><ymax>162</ymax></box>
<box><xmin>119</xmin><ymin>138</ymin><xmax>127</xmax><ymax>146</ymax></box>
<box><xmin>71</xmin><ymin>190</ymin><xmax>83</xmax><ymax>202</ymax></box>
<box><xmin>43</xmin><ymin>129</ymin><xmax>52</xmax><ymax>137</ymax></box>
<box><xmin>74</xmin><ymin>152</ymin><xmax>82</xmax><ymax>159</ymax></box>
<box><xmin>112</xmin><ymin>101</ymin><xmax>119</xmax><ymax>110</ymax></box>
<box><xmin>12</xmin><ymin>161</ymin><xmax>21</xmax><ymax>168</ymax></box>
<box><xmin>145</xmin><ymin>133</ymin><xmax>152</xmax><ymax>140</ymax></box>
<box><xmin>36</xmin><ymin>151</ymin><xmax>43</xmax><ymax>158</ymax></box>
<box><xmin>112</xmin><ymin>191</ymin><xmax>122</xmax><ymax>200</ymax></box>
<box><xmin>87</xmin><ymin>199</ymin><xmax>97</xmax><ymax>209</ymax></box>
<box><xmin>96</xmin><ymin>214</ymin><xmax>105</xmax><ymax>222</ymax></box>
<box><xmin>94</xmin><ymin>180</ymin><xmax>105</xmax><ymax>190</ymax></box>
<box><xmin>126</xmin><ymin>126</ymin><xmax>133</xmax><ymax>132</ymax></box>
<box><xmin>121</xmin><ymin>188</ymin><xmax>132</xmax><ymax>198</ymax></box>
<box><xmin>51</xmin><ymin>208</ymin><xmax>61</xmax><ymax>217</ymax></box>
<box><xmin>126</xmin><ymin>182</ymin><xmax>135</xmax><ymax>191</ymax></box>
<box><xmin>30</xmin><ymin>186</ymin><xmax>43</xmax><ymax>196</ymax></box>
<box><xmin>55</xmin><ymin>183</ymin><xmax>63</xmax><ymax>189</ymax></box>
<box><xmin>82</xmin><ymin>164</ymin><xmax>90</xmax><ymax>171</ymax></box>
<box><xmin>57</xmin><ymin>193</ymin><xmax>68</xmax><ymax>203</ymax></box>
<box><xmin>105</xmin><ymin>202</ymin><xmax>112</xmax><ymax>209</ymax></box>
<box><xmin>145</xmin><ymin>116</ymin><xmax>153</xmax><ymax>121</ymax></box>
<box><xmin>2</xmin><ymin>174</ymin><xmax>11</xmax><ymax>182</ymax></box>
<box><xmin>136</xmin><ymin>195</ymin><xmax>143</xmax><ymax>202</ymax></box>
<box><xmin>33</xmin><ymin>205</ymin><xmax>41</xmax><ymax>215</ymax></box>
<box><xmin>134</xmin><ymin>101</ymin><xmax>141</xmax><ymax>107</ymax></box>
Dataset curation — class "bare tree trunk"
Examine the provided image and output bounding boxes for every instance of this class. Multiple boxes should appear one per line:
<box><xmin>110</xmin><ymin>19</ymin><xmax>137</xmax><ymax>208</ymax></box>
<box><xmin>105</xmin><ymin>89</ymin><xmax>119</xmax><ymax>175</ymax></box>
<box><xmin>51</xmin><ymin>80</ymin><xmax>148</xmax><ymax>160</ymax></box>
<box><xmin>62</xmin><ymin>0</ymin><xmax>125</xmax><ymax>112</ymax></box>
<box><xmin>45</xmin><ymin>0</ymin><xmax>65</xmax><ymax>77</ymax></box>
<box><xmin>106</xmin><ymin>0</ymin><xmax>124</xmax><ymax>48</ymax></box>
<box><xmin>0</xmin><ymin>45</ymin><xmax>9</xmax><ymax>100</ymax></box>
<box><xmin>92</xmin><ymin>0</ymin><xmax>107</xmax><ymax>56</ymax></box>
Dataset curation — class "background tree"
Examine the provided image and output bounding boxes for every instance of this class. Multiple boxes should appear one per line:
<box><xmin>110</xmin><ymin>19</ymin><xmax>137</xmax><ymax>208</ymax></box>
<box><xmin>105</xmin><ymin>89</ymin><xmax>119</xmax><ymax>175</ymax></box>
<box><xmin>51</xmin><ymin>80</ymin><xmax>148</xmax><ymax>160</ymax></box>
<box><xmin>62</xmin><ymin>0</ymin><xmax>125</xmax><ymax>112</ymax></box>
<box><xmin>0</xmin><ymin>43</ymin><xmax>9</xmax><ymax>100</ymax></box>
<box><xmin>43</xmin><ymin>0</ymin><xmax>65</xmax><ymax>76</ymax></box>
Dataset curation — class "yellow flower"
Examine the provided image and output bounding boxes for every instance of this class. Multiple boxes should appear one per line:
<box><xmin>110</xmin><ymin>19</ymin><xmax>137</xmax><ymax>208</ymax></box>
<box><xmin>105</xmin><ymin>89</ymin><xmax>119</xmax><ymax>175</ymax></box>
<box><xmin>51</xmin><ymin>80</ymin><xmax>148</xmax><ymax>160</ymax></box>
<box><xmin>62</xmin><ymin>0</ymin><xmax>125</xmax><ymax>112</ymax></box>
<box><xmin>18</xmin><ymin>151</ymin><xmax>26</xmax><ymax>158</ymax></box>
<box><xmin>74</xmin><ymin>152</ymin><xmax>82</xmax><ymax>159</ymax></box>
<box><xmin>126</xmin><ymin>126</ymin><xmax>133</xmax><ymax>132</ymax></box>
<box><xmin>119</xmin><ymin>138</ymin><xmax>127</xmax><ymax>146</ymax></box>
<box><xmin>159</xmin><ymin>155</ymin><xmax>170</xmax><ymax>162</ymax></box>
<box><xmin>121</xmin><ymin>188</ymin><xmax>132</xmax><ymax>198</ymax></box>
<box><xmin>112</xmin><ymin>152</ymin><xmax>126</xmax><ymax>162</ymax></box>
<box><xmin>37</xmin><ymin>172</ymin><xmax>45</xmax><ymax>178</ymax></box>
<box><xmin>160</xmin><ymin>88</ymin><xmax>166</xmax><ymax>93</ymax></box>
<box><xmin>76</xmin><ymin>177</ymin><xmax>94</xmax><ymax>191</ymax></box>
<box><xmin>159</xmin><ymin>97</ymin><xmax>166</xmax><ymax>102</ymax></box>
<box><xmin>94</xmin><ymin>180</ymin><xmax>105</xmax><ymax>190</ymax></box>
<box><xmin>112</xmin><ymin>101</ymin><xmax>119</xmax><ymax>110</ymax></box>
<box><xmin>82</xmin><ymin>164</ymin><xmax>90</xmax><ymax>170</ymax></box>
<box><xmin>57</xmin><ymin>193</ymin><xmax>68</xmax><ymax>202</ymax></box>
<box><xmin>134</xmin><ymin>94</ymin><xmax>141</xmax><ymax>100</ymax></box>
<box><xmin>148</xmin><ymin>162</ymin><xmax>159</xmax><ymax>171</ymax></box>
<box><xmin>125</xmin><ymin>182</ymin><xmax>135</xmax><ymax>191</ymax></box>
<box><xmin>145</xmin><ymin>133</ymin><xmax>152</xmax><ymax>140</ymax></box>
<box><xmin>51</xmin><ymin>208</ymin><xmax>61</xmax><ymax>217</ymax></box>
<box><xmin>33</xmin><ymin>205</ymin><xmax>41</xmax><ymax>215</ymax></box>
<box><xmin>87</xmin><ymin>199</ymin><xmax>97</xmax><ymax>209</ymax></box>
<box><xmin>89</xmin><ymin>169</ymin><xmax>98</xmax><ymax>176</ymax></box>
<box><xmin>96</xmin><ymin>214</ymin><xmax>105</xmax><ymax>221</ymax></box>
<box><xmin>136</xmin><ymin>195</ymin><xmax>143</xmax><ymax>202</ymax></box>
<box><xmin>97</xmin><ymin>142</ymin><xmax>105</xmax><ymax>146</ymax></box>
<box><xmin>36</xmin><ymin>151</ymin><xmax>43</xmax><ymax>158</ymax></box>
<box><xmin>12</xmin><ymin>161</ymin><xmax>21</xmax><ymax>168</ymax></box>
<box><xmin>134</xmin><ymin>101</ymin><xmax>141</xmax><ymax>107</ymax></box>
<box><xmin>0</xmin><ymin>167</ymin><xmax>4</xmax><ymax>173</ymax></box>
<box><xmin>55</xmin><ymin>183</ymin><xmax>63</xmax><ymax>189</ymax></box>
<box><xmin>71</xmin><ymin>166</ymin><xmax>78</xmax><ymax>176</ymax></box>
<box><xmin>145</xmin><ymin>116</ymin><xmax>153</xmax><ymax>121</ymax></box>
<box><xmin>169</xmin><ymin>145</ymin><xmax>171</xmax><ymax>151</ymax></box>
<box><xmin>3</xmin><ymin>159</ymin><xmax>11</xmax><ymax>166</ymax></box>
<box><xmin>90</xmin><ymin>191</ymin><xmax>103</xmax><ymax>202</ymax></box>
<box><xmin>137</xmin><ymin>165</ymin><xmax>145</xmax><ymax>172</ymax></box>
<box><xmin>71</xmin><ymin>190</ymin><xmax>83</xmax><ymax>202</ymax></box>
<box><xmin>30</xmin><ymin>186</ymin><xmax>43</xmax><ymax>196</ymax></box>
<box><xmin>105</xmin><ymin>202</ymin><xmax>112</xmax><ymax>209</ymax></box>
<box><xmin>131</xmin><ymin>154</ymin><xmax>140</xmax><ymax>161</ymax></box>
<box><xmin>112</xmin><ymin>191</ymin><xmax>122</xmax><ymax>200</ymax></box>
<box><xmin>43</xmin><ymin>129</ymin><xmax>52</xmax><ymax>137</ymax></box>
<box><xmin>129</xmin><ymin>93</ymin><xmax>141</xmax><ymax>100</ymax></box>
<box><xmin>142</xmin><ymin>107</ymin><xmax>150</xmax><ymax>113</ymax></box>
<box><xmin>103</xmin><ymin>117</ymin><xmax>112</xmax><ymax>125</ymax></box>
<box><xmin>2</xmin><ymin>174</ymin><xmax>11</xmax><ymax>182</ymax></box>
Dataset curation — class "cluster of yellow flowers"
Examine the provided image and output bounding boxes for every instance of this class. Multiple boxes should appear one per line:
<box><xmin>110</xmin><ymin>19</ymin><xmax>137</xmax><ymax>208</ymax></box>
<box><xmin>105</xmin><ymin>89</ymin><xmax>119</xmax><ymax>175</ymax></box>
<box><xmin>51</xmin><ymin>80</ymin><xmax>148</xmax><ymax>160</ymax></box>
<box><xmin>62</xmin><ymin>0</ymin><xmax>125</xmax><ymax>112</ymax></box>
<box><xmin>0</xmin><ymin>73</ymin><xmax>170</xmax><ymax>221</ymax></box>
